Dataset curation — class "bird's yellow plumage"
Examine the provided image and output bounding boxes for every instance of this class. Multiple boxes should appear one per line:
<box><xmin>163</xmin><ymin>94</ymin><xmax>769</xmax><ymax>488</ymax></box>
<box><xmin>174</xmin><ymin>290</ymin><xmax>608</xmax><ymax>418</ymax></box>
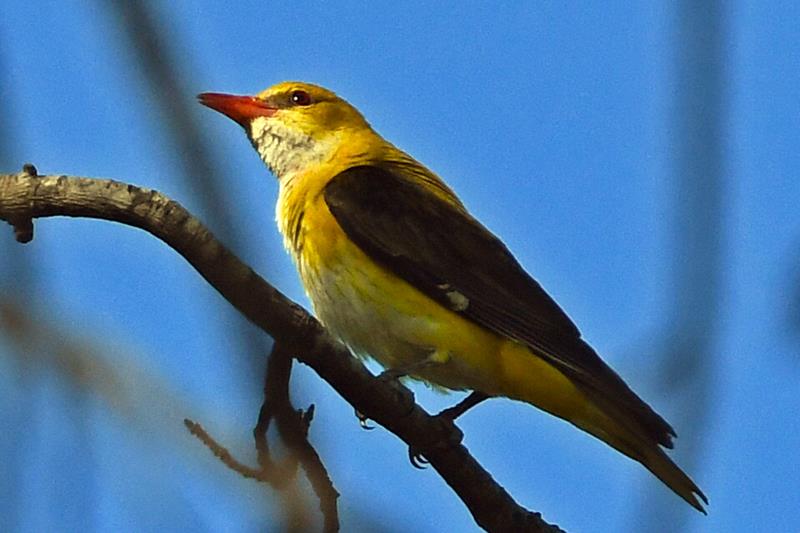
<box><xmin>198</xmin><ymin>81</ymin><xmax>707</xmax><ymax>512</ymax></box>
<box><xmin>293</xmin><ymin>187</ymin><xmax>589</xmax><ymax>415</ymax></box>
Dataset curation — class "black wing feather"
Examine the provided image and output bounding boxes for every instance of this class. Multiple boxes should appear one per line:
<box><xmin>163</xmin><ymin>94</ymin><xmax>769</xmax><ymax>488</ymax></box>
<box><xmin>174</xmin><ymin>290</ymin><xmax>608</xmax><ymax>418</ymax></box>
<box><xmin>324</xmin><ymin>165</ymin><xmax>675</xmax><ymax>447</ymax></box>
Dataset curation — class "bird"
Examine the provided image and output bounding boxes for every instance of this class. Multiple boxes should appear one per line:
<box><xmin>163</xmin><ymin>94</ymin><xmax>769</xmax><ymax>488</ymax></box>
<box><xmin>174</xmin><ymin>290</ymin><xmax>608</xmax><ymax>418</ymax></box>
<box><xmin>198</xmin><ymin>81</ymin><xmax>707</xmax><ymax>512</ymax></box>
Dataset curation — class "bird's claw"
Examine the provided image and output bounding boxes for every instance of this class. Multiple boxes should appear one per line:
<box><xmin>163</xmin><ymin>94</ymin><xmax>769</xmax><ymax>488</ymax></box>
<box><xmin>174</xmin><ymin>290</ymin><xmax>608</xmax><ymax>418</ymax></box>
<box><xmin>355</xmin><ymin>408</ymin><xmax>375</xmax><ymax>430</ymax></box>
<box><xmin>408</xmin><ymin>446</ymin><xmax>430</xmax><ymax>469</ymax></box>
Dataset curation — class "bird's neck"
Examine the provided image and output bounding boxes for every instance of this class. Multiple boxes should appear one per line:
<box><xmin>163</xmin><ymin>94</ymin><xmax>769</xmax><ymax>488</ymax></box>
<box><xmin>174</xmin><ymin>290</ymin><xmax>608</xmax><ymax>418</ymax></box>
<box><xmin>250</xmin><ymin>116</ymin><xmax>335</xmax><ymax>179</ymax></box>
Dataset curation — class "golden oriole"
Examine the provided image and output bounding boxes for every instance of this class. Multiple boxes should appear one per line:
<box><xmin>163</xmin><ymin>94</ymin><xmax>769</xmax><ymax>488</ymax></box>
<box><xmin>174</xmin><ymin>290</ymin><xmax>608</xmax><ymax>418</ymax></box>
<box><xmin>199</xmin><ymin>81</ymin><xmax>707</xmax><ymax>512</ymax></box>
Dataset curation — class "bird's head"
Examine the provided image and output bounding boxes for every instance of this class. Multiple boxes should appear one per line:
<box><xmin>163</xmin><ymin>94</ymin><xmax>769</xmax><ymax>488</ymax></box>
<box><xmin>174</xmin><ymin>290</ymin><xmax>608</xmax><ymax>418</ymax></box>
<box><xmin>199</xmin><ymin>81</ymin><xmax>373</xmax><ymax>179</ymax></box>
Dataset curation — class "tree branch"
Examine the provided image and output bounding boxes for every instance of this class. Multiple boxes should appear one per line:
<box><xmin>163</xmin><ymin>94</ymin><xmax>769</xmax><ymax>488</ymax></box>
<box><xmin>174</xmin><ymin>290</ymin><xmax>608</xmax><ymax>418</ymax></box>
<box><xmin>258</xmin><ymin>343</ymin><xmax>340</xmax><ymax>532</ymax></box>
<box><xmin>185</xmin><ymin>342</ymin><xmax>334</xmax><ymax>531</ymax></box>
<box><xmin>0</xmin><ymin>167</ymin><xmax>563</xmax><ymax>533</ymax></box>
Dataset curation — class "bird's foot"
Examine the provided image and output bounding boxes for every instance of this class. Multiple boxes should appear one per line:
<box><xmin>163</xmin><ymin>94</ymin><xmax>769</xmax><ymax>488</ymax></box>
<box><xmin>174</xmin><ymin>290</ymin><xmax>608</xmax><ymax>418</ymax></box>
<box><xmin>376</xmin><ymin>366</ymin><xmax>407</xmax><ymax>383</ymax></box>
<box><xmin>435</xmin><ymin>391</ymin><xmax>489</xmax><ymax>421</ymax></box>
<box><xmin>408</xmin><ymin>446</ymin><xmax>430</xmax><ymax>469</ymax></box>
<box><xmin>354</xmin><ymin>368</ymin><xmax>418</xmax><ymax>430</ymax></box>
<box><xmin>374</xmin><ymin>367</ymin><xmax>417</xmax><ymax>416</ymax></box>
<box><xmin>405</xmin><ymin>400</ymin><xmax>472</xmax><ymax>469</ymax></box>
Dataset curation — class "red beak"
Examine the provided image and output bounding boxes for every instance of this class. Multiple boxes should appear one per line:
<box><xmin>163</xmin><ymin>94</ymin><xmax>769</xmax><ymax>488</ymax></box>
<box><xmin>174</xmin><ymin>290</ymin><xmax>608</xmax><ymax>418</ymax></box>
<box><xmin>197</xmin><ymin>92</ymin><xmax>276</xmax><ymax>127</ymax></box>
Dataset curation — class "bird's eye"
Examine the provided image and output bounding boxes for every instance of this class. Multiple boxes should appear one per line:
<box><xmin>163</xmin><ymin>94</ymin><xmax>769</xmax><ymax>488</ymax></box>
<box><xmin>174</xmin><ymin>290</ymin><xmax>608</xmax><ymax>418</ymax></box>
<box><xmin>290</xmin><ymin>90</ymin><xmax>312</xmax><ymax>106</ymax></box>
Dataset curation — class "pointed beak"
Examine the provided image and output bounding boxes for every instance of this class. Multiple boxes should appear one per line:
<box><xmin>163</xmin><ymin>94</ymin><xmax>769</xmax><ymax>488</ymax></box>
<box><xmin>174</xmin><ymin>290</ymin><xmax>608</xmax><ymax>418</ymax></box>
<box><xmin>197</xmin><ymin>92</ymin><xmax>276</xmax><ymax>127</ymax></box>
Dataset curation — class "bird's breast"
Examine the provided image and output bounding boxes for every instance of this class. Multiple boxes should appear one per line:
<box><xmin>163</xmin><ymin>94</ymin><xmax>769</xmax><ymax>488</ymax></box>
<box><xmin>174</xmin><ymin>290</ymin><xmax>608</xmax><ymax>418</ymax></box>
<box><xmin>293</xmin><ymin>195</ymin><xmax>433</xmax><ymax>367</ymax></box>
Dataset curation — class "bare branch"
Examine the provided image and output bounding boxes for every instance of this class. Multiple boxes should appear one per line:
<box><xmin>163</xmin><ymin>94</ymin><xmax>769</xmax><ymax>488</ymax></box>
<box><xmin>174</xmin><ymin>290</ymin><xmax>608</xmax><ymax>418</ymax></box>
<box><xmin>0</xmin><ymin>168</ymin><xmax>563</xmax><ymax>533</ymax></box>
<box><xmin>184</xmin><ymin>419</ymin><xmax>270</xmax><ymax>481</ymax></box>
<box><xmin>258</xmin><ymin>343</ymin><xmax>340</xmax><ymax>532</ymax></box>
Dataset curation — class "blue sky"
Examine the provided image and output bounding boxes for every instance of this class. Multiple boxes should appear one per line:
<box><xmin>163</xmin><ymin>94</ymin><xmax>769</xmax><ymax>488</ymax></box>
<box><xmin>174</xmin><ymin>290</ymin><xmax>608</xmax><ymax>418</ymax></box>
<box><xmin>1</xmin><ymin>2</ymin><xmax>799</xmax><ymax>532</ymax></box>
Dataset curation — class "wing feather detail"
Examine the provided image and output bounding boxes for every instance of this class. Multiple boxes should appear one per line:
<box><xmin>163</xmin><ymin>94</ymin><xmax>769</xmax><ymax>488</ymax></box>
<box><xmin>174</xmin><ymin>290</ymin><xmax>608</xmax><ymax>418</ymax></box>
<box><xmin>324</xmin><ymin>165</ymin><xmax>675</xmax><ymax>447</ymax></box>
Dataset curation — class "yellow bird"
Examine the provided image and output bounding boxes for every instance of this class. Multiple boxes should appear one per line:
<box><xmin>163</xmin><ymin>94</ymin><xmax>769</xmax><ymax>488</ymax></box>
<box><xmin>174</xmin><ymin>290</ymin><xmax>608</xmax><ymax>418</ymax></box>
<box><xmin>199</xmin><ymin>81</ymin><xmax>707</xmax><ymax>512</ymax></box>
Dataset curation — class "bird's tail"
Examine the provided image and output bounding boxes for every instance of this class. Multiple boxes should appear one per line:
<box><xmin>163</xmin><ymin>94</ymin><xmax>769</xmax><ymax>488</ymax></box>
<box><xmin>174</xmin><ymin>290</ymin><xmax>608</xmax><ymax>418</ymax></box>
<box><xmin>571</xmin><ymin>406</ymin><xmax>708</xmax><ymax>513</ymax></box>
<box><xmin>495</xmin><ymin>340</ymin><xmax>707</xmax><ymax>512</ymax></box>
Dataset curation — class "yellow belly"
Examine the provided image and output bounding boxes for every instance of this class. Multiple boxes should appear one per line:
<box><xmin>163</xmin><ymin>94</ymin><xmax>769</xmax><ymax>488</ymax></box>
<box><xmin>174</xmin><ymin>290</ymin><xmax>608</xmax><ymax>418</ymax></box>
<box><xmin>289</xmin><ymin>194</ymin><xmax>591</xmax><ymax>420</ymax></box>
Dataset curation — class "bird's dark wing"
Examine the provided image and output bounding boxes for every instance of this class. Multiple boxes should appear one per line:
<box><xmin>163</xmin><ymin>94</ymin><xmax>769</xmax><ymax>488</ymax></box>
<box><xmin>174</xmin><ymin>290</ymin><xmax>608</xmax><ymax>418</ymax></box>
<box><xmin>324</xmin><ymin>165</ymin><xmax>675</xmax><ymax>447</ymax></box>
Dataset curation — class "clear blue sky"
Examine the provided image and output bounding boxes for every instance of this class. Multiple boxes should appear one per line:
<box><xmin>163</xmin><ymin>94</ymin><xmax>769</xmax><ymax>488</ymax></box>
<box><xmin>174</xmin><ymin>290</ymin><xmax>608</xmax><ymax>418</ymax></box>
<box><xmin>1</xmin><ymin>2</ymin><xmax>798</xmax><ymax>532</ymax></box>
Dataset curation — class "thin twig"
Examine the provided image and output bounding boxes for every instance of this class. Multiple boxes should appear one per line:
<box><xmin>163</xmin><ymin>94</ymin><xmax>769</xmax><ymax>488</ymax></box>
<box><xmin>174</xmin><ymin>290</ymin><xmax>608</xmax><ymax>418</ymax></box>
<box><xmin>184</xmin><ymin>419</ymin><xmax>270</xmax><ymax>481</ymax></box>
<box><xmin>253</xmin><ymin>343</ymin><xmax>300</xmax><ymax>485</ymax></box>
<box><xmin>263</xmin><ymin>343</ymin><xmax>340</xmax><ymax>532</ymax></box>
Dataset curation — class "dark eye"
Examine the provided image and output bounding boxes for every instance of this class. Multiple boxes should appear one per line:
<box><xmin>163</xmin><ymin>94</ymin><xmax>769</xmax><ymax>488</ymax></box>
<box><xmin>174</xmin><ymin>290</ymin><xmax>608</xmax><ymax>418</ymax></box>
<box><xmin>290</xmin><ymin>90</ymin><xmax>312</xmax><ymax>106</ymax></box>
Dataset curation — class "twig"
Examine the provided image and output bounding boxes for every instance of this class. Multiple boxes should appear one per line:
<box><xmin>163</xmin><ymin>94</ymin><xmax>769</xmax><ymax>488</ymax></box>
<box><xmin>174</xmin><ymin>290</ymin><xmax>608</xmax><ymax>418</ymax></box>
<box><xmin>261</xmin><ymin>343</ymin><xmax>340</xmax><ymax>532</ymax></box>
<box><xmin>253</xmin><ymin>343</ymin><xmax>301</xmax><ymax>485</ymax></box>
<box><xmin>184</xmin><ymin>419</ymin><xmax>270</xmax><ymax>481</ymax></box>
